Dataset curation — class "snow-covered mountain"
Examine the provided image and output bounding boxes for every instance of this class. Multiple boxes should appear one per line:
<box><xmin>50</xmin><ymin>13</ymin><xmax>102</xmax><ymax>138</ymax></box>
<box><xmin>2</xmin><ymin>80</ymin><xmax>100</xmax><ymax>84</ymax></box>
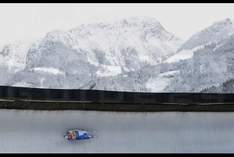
<box><xmin>165</xmin><ymin>18</ymin><xmax>234</xmax><ymax>64</ymax></box>
<box><xmin>164</xmin><ymin>18</ymin><xmax>234</xmax><ymax>92</ymax></box>
<box><xmin>179</xmin><ymin>18</ymin><xmax>234</xmax><ymax>51</ymax></box>
<box><xmin>0</xmin><ymin>42</ymin><xmax>33</xmax><ymax>85</ymax></box>
<box><xmin>2</xmin><ymin>17</ymin><xmax>234</xmax><ymax>93</ymax></box>
<box><xmin>132</xmin><ymin>18</ymin><xmax>234</xmax><ymax>93</ymax></box>
<box><xmin>8</xmin><ymin>17</ymin><xmax>183</xmax><ymax>89</ymax></box>
<box><xmin>26</xmin><ymin>17</ymin><xmax>182</xmax><ymax>70</ymax></box>
<box><xmin>0</xmin><ymin>42</ymin><xmax>32</xmax><ymax>72</ymax></box>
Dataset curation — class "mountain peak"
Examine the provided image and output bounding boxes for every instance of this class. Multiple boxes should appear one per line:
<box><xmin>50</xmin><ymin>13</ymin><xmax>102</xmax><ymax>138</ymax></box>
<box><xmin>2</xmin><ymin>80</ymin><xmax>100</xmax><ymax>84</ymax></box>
<box><xmin>43</xmin><ymin>16</ymin><xmax>181</xmax><ymax>47</ymax></box>
<box><xmin>214</xmin><ymin>18</ymin><xmax>232</xmax><ymax>26</ymax></box>
<box><xmin>179</xmin><ymin>18</ymin><xmax>234</xmax><ymax>51</ymax></box>
<box><xmin>68</xmin><ymin>17</ymin><xmax>164</xmax><ymax>34</ymax></box>
<box><xmin>117</xmin><ymin>16</ymin><xmax>161</xmax><ymax>26</ymax></box>
<box><xmin>206</xmin><ymin>18</ymin><xmax>234</xmax><ymax>32</ymax></box>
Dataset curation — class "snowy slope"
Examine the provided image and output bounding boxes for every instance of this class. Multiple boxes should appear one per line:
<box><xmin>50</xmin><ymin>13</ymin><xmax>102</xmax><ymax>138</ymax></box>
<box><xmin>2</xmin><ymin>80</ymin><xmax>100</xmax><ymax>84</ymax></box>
<box><xmin>0</xmin><ymin>42</ymin><xmax>33</xmax><ymax>86</ymax></box>
<box><xmin>0</xmin><ymin>42</ymin><xmax>32</xmax><ymax>72</ymax></box>
<box><xmin>179</xmin><ymin>18</ymin><xmax>234</xmax><ymax>51</ymax></box>
<box><xmin>145</xmin><ymin>70</ymin><xmax>179</xmax><ymax>92</ymax></box>
<box><xmin>157</xmin><ymin>18</ymin><xmax>234</xmax><ymax>92</ymax></box>
<box><xmin>166</xmin><ymin>34</ymin><xmax>234</xmax><ymax>92</ymax></box>
<box><xmin>164</xmin><ymin>45</ymin><xmax>205</xmax><ymax>64</ymax></box>
<box><xmin>165</xmin><ymin>18</ymin><xmax>234</xmax><ymax>65</ymax></box>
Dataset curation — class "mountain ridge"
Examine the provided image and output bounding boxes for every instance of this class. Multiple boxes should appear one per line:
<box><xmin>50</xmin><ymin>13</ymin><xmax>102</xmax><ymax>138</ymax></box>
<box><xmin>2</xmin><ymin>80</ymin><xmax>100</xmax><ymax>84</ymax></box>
<box><xmin>1</xmin><ymin>17</ymin><xmax>234</xmax><ymax>93</ymax></box>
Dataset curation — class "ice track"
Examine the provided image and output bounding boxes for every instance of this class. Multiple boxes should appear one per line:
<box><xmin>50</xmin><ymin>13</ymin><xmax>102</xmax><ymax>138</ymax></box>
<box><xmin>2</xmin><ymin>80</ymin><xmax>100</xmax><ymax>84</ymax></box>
<box><xmin>1</xmin><ymin>110</ymin><xmax>234</xmax><ymax>152</ymax></box>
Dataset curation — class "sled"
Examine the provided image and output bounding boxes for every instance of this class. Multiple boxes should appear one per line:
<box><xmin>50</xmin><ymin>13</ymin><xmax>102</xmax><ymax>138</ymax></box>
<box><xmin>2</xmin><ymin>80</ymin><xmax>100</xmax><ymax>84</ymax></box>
<box><xmin>64</xmin><ymin>129</ymin><xmax>93</xmax><ymax>141</ymax></box>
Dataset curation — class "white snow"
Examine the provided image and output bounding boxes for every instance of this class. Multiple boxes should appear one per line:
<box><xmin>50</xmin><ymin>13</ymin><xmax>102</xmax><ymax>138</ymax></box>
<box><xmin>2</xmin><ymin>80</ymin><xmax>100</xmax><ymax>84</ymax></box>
<box><xmin>165</xmin><ymin>45</ymin><xmax>205</xmax><ymax>64</ymax></box>
<box><xmin>146</xmin><ymin>78</ymin><xmax>170</xmax><ymax>92</ymax></box>
<box><xmin>146</xmin><ymin>70</ymin><xmax>179</xmax><ymax>92</ymax></box>
<box><xmin>0</xmin><ymin>110</ymin><xmax>234</xmax><ymax>153</ymax></box>
<box><xmin>0</xmin><ymin>41</ymin><xmax>32</xmax><ymax>72</ymax></box>
<box><xmin>12</xmin><ymin>82</ymin><xmax>33</xmax><ymax>87</ymax></box>
<box><xmin>179</xmin><ymin>18</ymin><xmax>234</xmax><ymax>51</ymax></box>
<box><xmin>164</xmin><ymin>50</ymin><xmax>194</xmax><ymax>63</ymax></box>
<box><xmin>32</xmin><ymin>67</ymin><xmax>65</xmax><ymax>75</ymax></box>
<box><xmin>158</xmin><ymin>70</ymin><xmax>179</xmax><ymax>77</ymax></box>
<box><xmin>96</xmin><ymin>65</ymin><xmax>122</xmax><ymax>77</ymax></box>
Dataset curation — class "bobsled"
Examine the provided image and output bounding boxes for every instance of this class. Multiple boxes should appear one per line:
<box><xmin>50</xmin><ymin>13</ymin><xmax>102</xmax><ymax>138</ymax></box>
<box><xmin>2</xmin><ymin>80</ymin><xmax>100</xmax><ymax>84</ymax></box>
<box><xmin>64</xmin><ymin>129</ymin><xmax>93</xmax><ymax>141</ymax></box>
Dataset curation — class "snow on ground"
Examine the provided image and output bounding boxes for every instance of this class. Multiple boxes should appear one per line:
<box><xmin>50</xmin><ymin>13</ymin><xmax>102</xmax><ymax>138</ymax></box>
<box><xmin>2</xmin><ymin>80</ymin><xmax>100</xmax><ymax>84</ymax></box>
<box><xmin>158</xmin><ymin>70</ymin><xmax>179</xmax><ymax>77</ymax></box>
<box><xmin>0</xmin><ymin>109</ymin><xmax>234</xmax><ymax>152</ymax></box>
<box><xmin>146</xmin><ymin>77</ymin><xmax>171</xmax><ymax>92</ymax></box>
<box><xmin>146</xmin><ymin>71</ymin><xmax>179</xmax><ymax>92</ymax></box>
<box><xmin>32</xmin><ymin>67</ymin><xmax>65</xmax><ymax>75</ymax></box>
<box><xmin>164</xmin><ymin>49</ymin><xmax>194</xmax><ymax>63</ymax></box>
<box><xmin>12</xmin><ymin>82</ymin><xmax>33</xmax><ymax>88</ymax></box>
<box><xmin>164</xmin><ymin>45</ymin><xmax>205</xmax><ymax>64</ymax></box>
<box><xmin>96</xmin><ymin>65</ymin><xmax>122</xmax><ymax>77</ymax></box>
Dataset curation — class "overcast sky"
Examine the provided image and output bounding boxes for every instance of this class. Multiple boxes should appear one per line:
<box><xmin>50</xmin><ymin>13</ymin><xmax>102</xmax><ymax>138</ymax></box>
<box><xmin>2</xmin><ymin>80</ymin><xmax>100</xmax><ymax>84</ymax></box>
<box><xmin>0</xmin><ymin>3</ymin><xmax>234</xmax><ymax>46</ymax></box>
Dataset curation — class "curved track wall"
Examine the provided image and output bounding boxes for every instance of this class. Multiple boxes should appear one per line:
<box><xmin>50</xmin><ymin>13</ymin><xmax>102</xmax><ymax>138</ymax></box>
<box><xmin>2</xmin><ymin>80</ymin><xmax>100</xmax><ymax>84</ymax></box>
<box><xmin>0</xmin><ymin>86</ymin><xmax>234</xmax><ymax>111</ymax></box>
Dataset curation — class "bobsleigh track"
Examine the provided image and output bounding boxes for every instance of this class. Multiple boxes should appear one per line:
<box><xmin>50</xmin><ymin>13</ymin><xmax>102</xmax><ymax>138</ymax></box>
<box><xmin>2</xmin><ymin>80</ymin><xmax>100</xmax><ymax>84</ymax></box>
<box><xmin>1</xmin><ymin>110</ymin><xmax>234</xmax><ymax>152</ymax></box>
<box><xmin>1</xmin><ymin>86</ymin><xmax>234</xmax><ymax>152</ymax></box>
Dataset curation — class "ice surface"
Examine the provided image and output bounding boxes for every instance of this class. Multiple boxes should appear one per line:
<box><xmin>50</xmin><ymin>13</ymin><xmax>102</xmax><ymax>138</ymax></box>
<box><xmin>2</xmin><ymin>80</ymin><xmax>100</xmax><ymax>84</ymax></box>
<box><xmin>0</xmin><ymin>109</ymin><xmax>234</xmax><ymax>153</ymax></box>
